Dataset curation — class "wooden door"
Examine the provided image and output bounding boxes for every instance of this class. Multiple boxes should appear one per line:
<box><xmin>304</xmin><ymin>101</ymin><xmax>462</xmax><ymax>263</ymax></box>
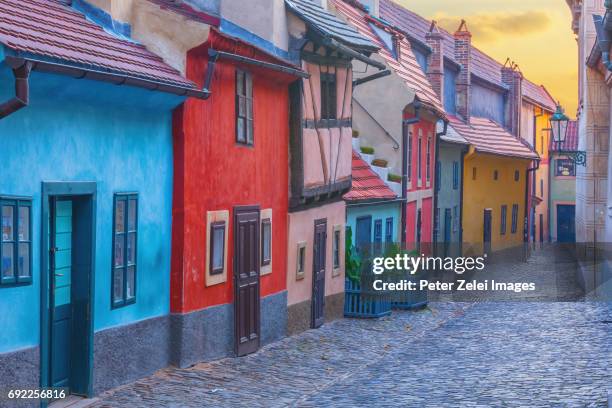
<box><xmin>557</xmin><ymin>205</ymin><xmax>575</xmax><ymax>243</ymax></box>
<box><xmin>312</xmin><ymin>219</ymin><xmax>327</xmax><ymax>328</ymax></box>
<box><xmin>50</xmin><ymin>198</ymin><xmax>73</xmax><ymax>389</ymax></box>
<box><xmin>234</xmin><ymin>206</ymin><xmax>260</xmax><ymax>357</ymax></box>
<box><xmin>483</xmin><ymin>209</ymin><xmax>492</xmax><ymax>254</ymax></box>
<box><xmin>355</xmin><ymin>216</ymin><xmax>371</xmax><ymax>255</ymax></box>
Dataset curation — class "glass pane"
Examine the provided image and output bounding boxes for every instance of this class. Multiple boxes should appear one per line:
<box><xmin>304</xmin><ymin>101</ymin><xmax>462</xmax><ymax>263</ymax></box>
<box><xmin>247</xmin><ymin>120</ymin><xmax>254</xmax><ymax>145</ymax></box>
<box><xmin>115</xmin><ymin>200</ymin><xmax>125</xmax><ymax>233</ymax></box>
<box><xmin>237</xmin><ymin>118</ymin><xmax>246</xmax><ymax>142</ymax></box>
<box><xmin>18</xmin><ymin>243</ymin><xmax>29</xmax><ymax>278</ymax></box>
<box><xmin>18</xmin><ymin>206</ymin><xmax>29</xmax><ymax>241</ymax></box>
<box><xmin>114</xmin><ymin>237</ymin><xmax>125</xmax><ymax>267</ymax></box>
<box><xmin>128</xmin><ymin>199</ymin><xmax>137</xmax><ymax>231</ymax></box>
<box><xmin>247</xmin><ymin>99</ymin><xmax>253</xmax><ymax>120</ymax></box>
<box><xmin>236</xmin><ymin>71</ymin><xmax>244</xmax><ymax>95</ymax></box>
<box><xmin>246</xmin><ymin>73</ymin><xmax>252</xmax><ymax>97</ymax></box>
<box><xmin>2</xmin><ymin>243</ymin><xmax>14</xmax><ymax>278</ymax></box>
<box><xmin>127</xmin><ymin>232</ymin><xmax>136</xmax><ymax>265</ymax></box>
<box><xmin>126</xmin><ymin>266</ymin><xmax>135</xmax><ymax>299</ymax></box>
<box><xmin>113</xmin><ymin>268</ymin><xmax>124</xmax><ymax>303</ymax></box>
<box><xmin>238</xmin><ymin>96</ymin><xmax>246</xmax><ymax>117</ymax></box>
<box><xmin>298</xmin><ymin>247</ymin><xmax>305</xmax><ymax>273</ymax></box>
<box><xmin>212</xmin><ymin>226</ymin><xmax>224</xmax><ymax>271</ymax></box>
<box><xmin>2</xmin><ymin>206</ymin><xmax>13</xmax><ymax>242</ymax></box>
<box><xmin>262</xmin><ymin>222</ymin><xmax>271</xmax><ymax>261</ymax></box>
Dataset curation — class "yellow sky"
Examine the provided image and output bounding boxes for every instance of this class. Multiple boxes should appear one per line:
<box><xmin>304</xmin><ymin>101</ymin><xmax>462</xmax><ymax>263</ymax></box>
<box><xmin>394</xmin><ymin>0</ymin><xmax>578</xmax><ymax>117</ymax></box>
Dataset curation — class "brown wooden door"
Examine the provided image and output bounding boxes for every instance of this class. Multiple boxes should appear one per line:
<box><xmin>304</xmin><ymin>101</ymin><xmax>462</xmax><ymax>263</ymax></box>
<box><xmin>234</xmin><ymin>206</ymin><xmax>260</xmax><ymax>356</ymax></box>
<box><xmin>312</xmin><ymin>219</ymin><xmax>327</xmax><ymax>328</ymax></box>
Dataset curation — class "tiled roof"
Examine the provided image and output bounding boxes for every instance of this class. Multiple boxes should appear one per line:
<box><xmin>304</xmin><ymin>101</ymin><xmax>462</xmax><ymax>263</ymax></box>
<box><xmin>522</xmin><ymin>80</ymin><xmax>556</xmax><ymax>112</ymax></box>
<box><xmin>448</xmin><ymin>115</ymin><xmax>538</xmax><ymax>160</ymax></box>
<box><xmin>550</xmin><ymin>120</ymin><xmax>579</xmax><ymax>152</ymax></box>
<box><xmin>147</xmin><ymin>0</ymin><xmax>220</xmax><ymax>26</ymax></box>
<box><xmin>0</xmin><ymin>0</ymin><xmax>196</xmax><ymax>89</ymax></box>
<box><xmin>344</xmin><ymin>150</ymin><xmax>397</xmax><ymax>201</ymax></box>
<box><xmin>332</xmin><ymin>0</ymin><xmax>444</xmax><ymax>114</ymax></box>
<box><xmin>285</xmin><ymin>0</ymin><xmax>377</xmax><ymax>51</ymax></box>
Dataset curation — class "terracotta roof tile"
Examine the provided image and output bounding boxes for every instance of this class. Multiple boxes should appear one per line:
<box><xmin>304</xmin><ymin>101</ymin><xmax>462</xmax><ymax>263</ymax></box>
<box><xmin>522</xmin><ymin>80</ymin><xmax>556</xmax><ymax>112</ymax></box>
<box><xmin>0</xmin><ymin>0</ymin><xmax>196</xmax><ymax>88</ymax></box>
<box><xmin>448</xmin><ymin>115</ymin><xmax>538</xmax><ymax>160</ymax></box>
<box><xmin>332</xmin><ymin>0</ymin><xmax>444</xmax><ymax>114</ymax></box>
<box><xmin>344</xmin><ymin>150</ymin><xmax>397</xmax><ymax>201</ymax></box>
<box><xmin>147</xmin><ymin>0</ymin><xmax>220</xmax><ymax>26</ymax></box>
<box><xmin>550</xmin><ymin>120</ymin><xmax>579</xmax><ymax>152</ymax></box>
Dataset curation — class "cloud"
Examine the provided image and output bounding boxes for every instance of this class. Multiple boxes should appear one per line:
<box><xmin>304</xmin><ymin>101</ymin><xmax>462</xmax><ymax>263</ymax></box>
<box><xmin>433</xmin><ymin>10</ymin><xmax>551</xmax><ymax>41</ymax></box>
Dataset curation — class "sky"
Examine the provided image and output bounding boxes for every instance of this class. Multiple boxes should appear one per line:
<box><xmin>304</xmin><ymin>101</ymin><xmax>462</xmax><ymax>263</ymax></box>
<box><xmin>395</xmin><ymin>0</ymin><xmax>578</xmax><ymax>117</ymax></box>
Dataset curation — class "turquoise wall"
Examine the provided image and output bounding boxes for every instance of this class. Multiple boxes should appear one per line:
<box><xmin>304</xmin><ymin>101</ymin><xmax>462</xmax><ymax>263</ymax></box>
<box><xmin>346</xmin><ymin>202</ymin><xmax>401</xmax><ymax>244</ymax></box>
<box><xmin>0</xmin><ymin>63</ymin><xmax>181</xmax><ymax>352</ymax></box>
<box><xmin>436</xmin><ymin>141</ymin><xmax>465</xmax><ymax>245</ymax></box>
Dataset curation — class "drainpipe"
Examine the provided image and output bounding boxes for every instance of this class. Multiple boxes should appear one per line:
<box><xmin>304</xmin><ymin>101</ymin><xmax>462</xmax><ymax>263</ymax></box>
<box><xmin>432</xmin><ymin>119</ymin><xmax>448</xmax><ymax>254</ymax></box>
<box><xmin>524</xmin><ymin>160</ymin><xmax>540</xmax><ymax>259</ymax></box>
<box><xmin>400</xmin><ymin>100</ymin><xmax>422</xmax><ymax>246</ymax></box>
<box><xmin>0</xmin><ymin>61</ymin><xmax>32</xmax><ymax>119</ymax></box>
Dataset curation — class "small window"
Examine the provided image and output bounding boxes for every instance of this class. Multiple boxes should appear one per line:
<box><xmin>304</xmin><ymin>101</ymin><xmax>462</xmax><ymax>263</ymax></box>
<box><xmin>236</xmin><ymin>70</ymin><xmax>254</xmax><ymax>145</ymax></box>
<box><xmin>417</xmin><ymin>129</ymin><xmax>423</xmax><ymax>182</ymax></box>
<box><xmin>493</xmin><ymin>170</ymin><xmax>499</xmax><ymax>181</ymax></box>
<box><xmin>374</xmin><ymin>219</ymin><xmax>382</xmax><ymax>243</ymax></box>
<box><xmin>453</xmin><ymin>206</ymin><xmax>459</xmax><ymax>233</ymax></box>
<box><xmin>514</xmin><ymin>170</ymin><xmax>520</xmax><ymax>182</ymax></box>
<box><xmin>296</xmin><ymin>242</ymin><xmax>306</xmax><ymax>280</ymax></box>
<box><xmin>385</xmin><ymin>218</ymin><xmax>394</xmax><ymax>243</ymax></box>
<box><xmin>500</xmin><ymin>205</ymin><xmax>507</xmax><ymax>235</ymax></box>
<box><xmin>210</xmin><ymin>221</ymin><xmax>226</xmax><ymax>274</ymax></box>
<box><xmin>511</xmin><ymin>204</ymin><xmax>519</xmax><ymax>234</ymax></box>
<box><xmin>320</xmin><ymin>72</ymin><xmax>337</xmax><ymax>121</ymax></box>
<box><xmin>472</xmin><ymin>167</ymin><xmax>477</xmax><ymax>180</ymax></box>
<box><xmin>261</xmin><ymin>218</ymin><xmax>271</xmax><ymax>266</ymax></box>
<box><xmin>407</xmin><ymin>131</ymin><xmax>413</xmax><ymax>181</ymax></box>
<box><xmin>540</xmin><ymin>179</ymin><xmax>544</xmax><ymax>196</ymax></box>
<box><xmin>112</xmin><ymin>194</ymin><xmax>138</xmax><ymax>307</ymax></box>
<box><xmin>555</xmin><ymin>159</ymin><xmax>575</xmax><ymax>177</ymax></box>
<box><xmin>1</xmin><ymin>198</ymin><xmax>32</xmax><ymax>286</ymax></box>
<box><xmin>452</xmin><ymin>161</ymin><xmax>459</xmax><ymax>190</ymax></box>
<box><xmin>426</xmin><ymin>136</ymin><xmax>431</xmax><ymax>183</ymax></box>
<box><xmin>332</xmin><ymin>228</ymin><xmax>341</xmax><ymax>270</ymax></box>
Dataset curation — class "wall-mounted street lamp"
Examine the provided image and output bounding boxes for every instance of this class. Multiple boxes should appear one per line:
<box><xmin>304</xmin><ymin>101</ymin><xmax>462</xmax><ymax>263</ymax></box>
<box><xmin>550</xmin><ymin>103</ymin><xmax>586</xmax><ymax>166</ymax></box>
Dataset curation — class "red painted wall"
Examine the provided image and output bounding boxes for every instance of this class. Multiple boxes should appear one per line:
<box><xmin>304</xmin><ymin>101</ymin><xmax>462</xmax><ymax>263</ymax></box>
<box><xmin>171</xmin><ymin>33</ymin><xmax>293</xmax><ymax>313</ymax></box>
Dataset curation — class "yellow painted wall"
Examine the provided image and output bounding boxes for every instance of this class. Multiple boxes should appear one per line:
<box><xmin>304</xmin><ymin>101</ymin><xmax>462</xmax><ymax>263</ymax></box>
<box><xmin>534</xmin><ymin>108</ymin><xmax>552</xmax><ymax>243</ymax></box>
<box><xmin>463</xmin><ymin>150</ymin><xmax>530</xmax><ymax>254</ymax></box>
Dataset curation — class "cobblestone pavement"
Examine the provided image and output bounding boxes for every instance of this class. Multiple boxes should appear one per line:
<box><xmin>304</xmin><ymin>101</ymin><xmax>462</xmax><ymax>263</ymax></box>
<box><xmin>93</xmin><ymin>247</ymin><xmax>611</xmax><ymax>408</ymax></box>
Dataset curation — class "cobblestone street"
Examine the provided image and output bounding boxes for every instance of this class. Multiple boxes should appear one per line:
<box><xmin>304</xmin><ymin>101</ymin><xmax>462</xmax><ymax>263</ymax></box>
<box><xmin>92</xmin><ymin>247</ymin><xmax>612</xmax><ymax>407</ymax></box>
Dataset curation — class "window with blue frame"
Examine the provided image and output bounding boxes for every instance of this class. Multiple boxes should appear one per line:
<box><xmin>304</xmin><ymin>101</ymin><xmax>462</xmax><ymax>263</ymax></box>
<box><xmin>112</xmin><ymin>193</ymin><xmax>138</xmax><ymax>307</ymax></box>
<box><xmin>453</xmin><ymin>161</ymin><xmax>459</xmax><ymax>190</ymax></box>
<box><xmin>374</xmin><ymin>219</ymin><xmax>383</xmax><ymax>243</ymax></box>
<box><xmin>500</xmin><ymin>205</ymin><xmax>507</xmax><ymax>235</ymax></box>
<box><xmin>385</xmin><ymin>218</ymin><xmax>394</xmax><ymax>243</ymax></box>
<box><xmin>453</xmin><ymin>206</ymin><xmax>458</xmax><ymax>233</ymax></box>
<box><xmin>1</xmin><ymin>197</ymin><xmax>32</xmax><ymax>286</ymax></box>
<box><xmin>511</xmin><ymin>204</ymin><xmax>519</xmax><ymax>234</ymax></box>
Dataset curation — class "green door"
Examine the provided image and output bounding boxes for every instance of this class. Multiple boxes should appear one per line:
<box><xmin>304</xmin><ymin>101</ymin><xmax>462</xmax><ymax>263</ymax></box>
<box><xmin>50</xmin><ymin>198</ymin><xmax>73</xmax><ymax>389</ymax></box>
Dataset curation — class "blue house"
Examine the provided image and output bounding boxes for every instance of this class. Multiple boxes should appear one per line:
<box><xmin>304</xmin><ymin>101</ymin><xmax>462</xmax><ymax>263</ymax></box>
<box><xmin>0</xmin><ymin>0</ymin><xmax>207</xmax><ymax>400</ymax></box>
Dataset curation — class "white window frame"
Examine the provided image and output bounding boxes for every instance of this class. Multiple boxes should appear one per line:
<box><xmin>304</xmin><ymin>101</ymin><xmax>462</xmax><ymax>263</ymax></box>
<box><xmin>205</xmin><ymin>210</ymin><xmax>229</xmax><ymax>287</ymax></box>
<box><xmin>260</xmin><ymin>208</ymin><xmax>273</xmax><ymax>276</ymax></box>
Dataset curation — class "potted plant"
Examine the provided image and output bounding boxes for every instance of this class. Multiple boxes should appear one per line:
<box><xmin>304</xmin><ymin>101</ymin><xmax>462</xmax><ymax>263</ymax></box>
<box><xmin>387</xmin><ymin>173</ymin><xmax>402</xmax><ymax>196</ymax></box>
<box><xmin>352</xmin><ymin>130</ymin><xmax>360</xmax><ymax>150</ymax></box>
<box><xmin>371</xmin><ymin>158</ymin><xmax>389</xmax><ymax>182</ymax></box>
<box><xmin>359</xmin><ymin>146</ymin><xmax>375</xmax><ymax>164</ymax></box>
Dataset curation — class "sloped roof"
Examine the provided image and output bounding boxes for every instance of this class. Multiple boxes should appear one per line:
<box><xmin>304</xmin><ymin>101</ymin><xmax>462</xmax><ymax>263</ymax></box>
<box><xmin>448</xmin><ymin>115</ymin><xmax>538</xmax><ymax>160</ymax></box>
<box><xmin>0</xmin><ymin>0</ymin><xmax>196</xmax><ymax>89</ymax></box>
<box><xmin>285</xmin><ymin>0</ymin><xmax>377</xmax><ymax>52</ymax></box>
<box><xmin>522</xmin><ymin>80</ymin><xmax>556</xmax><ymax>112</ymax></box>
<box><xmin>332</xmin><ymin>0</ymin><xmax>444</xmax><ymax>115</ymax></box>
<box><xmin>550</xmin><ymin>120</ymin><xmax>579</xmax><ymax>152</ymax></box>
<box><xmin>147</xmin><ymin>0</ymin><xmax>220</xmax><ymax>25</ymax></box>
<box><xmin>344</xmin><ymin>150</ymin><xmax>397</xmax><ymax>202</ymax></box>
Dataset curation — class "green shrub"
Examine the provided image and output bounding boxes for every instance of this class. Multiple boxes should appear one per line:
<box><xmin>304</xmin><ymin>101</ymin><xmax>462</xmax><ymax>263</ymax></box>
<box><xmin>360</xmin><ymin>146</ymin><xmax>375</xmax><ymax>155</ymax></box>
<box><xmin>371</xmin><ymin>159</ymin><xmax>388</xmax><ymax>167</ymax></box>
<box><xmin>352</xmin><ymin>130</ymin><xmax>360</xmax><ymax>138</ymax></box>
<box><xmin>388</xmin><ymin>173</ymin><xmax>402</xmax><ymax>183</ymax></box>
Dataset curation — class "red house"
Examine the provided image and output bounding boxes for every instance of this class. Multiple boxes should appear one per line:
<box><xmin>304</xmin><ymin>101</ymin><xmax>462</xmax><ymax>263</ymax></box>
<box><xmin>171</xmin><ymin>29</ymin><xmax>305</xmax><ymax>365</ymax></box>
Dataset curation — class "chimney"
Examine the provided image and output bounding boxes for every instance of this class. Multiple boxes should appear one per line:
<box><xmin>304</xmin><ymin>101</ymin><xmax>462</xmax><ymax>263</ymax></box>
<box><xmin>454</xmin><ymin>19</ymin><xmax>471</xmax><ymax>121</ymax></box>
<box><xmin>425</xmin><ymin>20</ymin><xmax>444</xmax><ymax>101</ymax></box>
<box><xmin>501</xmin><ymin>59</ymin><xmax>523</xmax><ymax>138</ymax></box>
<box><xmin>360</xmin><ymin>0</ymin><xmax>379</xmax><ymax>18</ymax></box>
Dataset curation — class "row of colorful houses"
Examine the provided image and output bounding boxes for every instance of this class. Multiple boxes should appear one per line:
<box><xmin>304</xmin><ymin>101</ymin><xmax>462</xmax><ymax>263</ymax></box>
<box><xmin>0</xmin><ymin>0</ymin><xmax>576</xmax><ymax>403</ymax></box>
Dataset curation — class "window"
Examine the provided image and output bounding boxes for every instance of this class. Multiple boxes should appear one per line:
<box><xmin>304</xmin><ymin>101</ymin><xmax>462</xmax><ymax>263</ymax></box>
<box><xmin>407</xmin><ymin>130</ymin><xmax>413</xmax><ymax>181</ymax></box>
<box><xmin>500</xmin><ymin>205</ymin><xmax>507</xmax><ymax>235</ymax></box>
<box><xmin>555</xmin><ymin>159</ymin><xmax>575</xmax><ymax>177</ymax></box>
<box><xmin>112</xmin><ymin>194</ymin><xmax>138</xmax><ymax>307</ymax></box>
<box><xmin>296</xmin><ymin>242</ymin><xmax>306</xmax><ymax>280</ymax></box>
<box><xmin>374</xmin><ymin>219</ymin><xmax>383</xmax><ymax>243</ymax></box>
<box><xmin>1</xmin><ymin>198</ymin><xmax>31</xmax><ymax>285</ymax></box>
<box><xmin>320</xmin><ymin>72</ymin><xmax>337</xmax><ymax>121</ymax></box>
<box><xmin>417</xmin><ymin>129</ymin><xmax>423</xmax><ymax>182</ymax></box>
<box><xmin>511</xmin><ymin>204</ymin><xmax>519</xmax><ymax>234</ymax></box>
<box><xmin>385</xmin><ymin>218</ymin><xmax>394</xmax><ymax>243</ymax></box>
<box><xmin>210</xmin><ymin>222</ymin><xmax>226</xmax><ymax>274</ymax></box>
<box><xmin>514</xmin><ymin>170</ymin><xmax>520</xmax><ymax>182</ymax></box>
<box><xmin>236</xmin><ymin>70</ymin><xmax>253</xmax><ymax>145</ymax></box>
<box><xmin>332</xmin><ymin>227</ymin><xmax>341</xmax><ymax>271</ymax></box>
<box><xmin>426</xmin><ymin>136</ymin><xmax>431</xmax><ymax>183</ymax></box>
<box><xmin>453</xmin><ymin>161</ymin><xmax>459</xmax><ymax>190</ymax></box>
<box><xmin>493</xmin><ymin>170</ymin><xmax>499</xmax><ymax>181</ymax></box>
<box><xmin>453</xmin><ymin>206</ymin><xmax>458</xmax><ymax>233</ymax></box>
<box><xmin>434</xmin><ymin>208</ymin><xmax>440</xmax><ymax>241</ymax></box>
<box><xmin>261</xmin><ymin>218</ymin><xmax>271</xmax><ymax>267</ymax></box>
<box><xmin>472</xmin><ymin>167</ymin><xmax>477</xmax><ymax>180</ymax></box>
<box><xmin>540</xmin><ymin>179</ymin><xmax>544</xmax><ymax>196</ymax></box>
<box><xmin>436</xmin><ymin>161</ymin><xmax>441</xmax><ymax>191</ymax></box>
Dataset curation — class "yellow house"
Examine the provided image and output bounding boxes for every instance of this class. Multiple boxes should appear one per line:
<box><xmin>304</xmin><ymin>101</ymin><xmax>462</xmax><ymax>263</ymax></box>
<box><xmin>449</xmin><ymin>116</ymin><xmax>539</xmax><ymax>255</ymax></box>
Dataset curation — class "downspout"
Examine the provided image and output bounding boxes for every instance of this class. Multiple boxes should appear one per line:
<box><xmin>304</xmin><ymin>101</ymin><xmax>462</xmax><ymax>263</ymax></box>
<box><xmin>0</xmin><ymin>61</ymin><xmax>32</xmax><ymax>119</ymax></box>
<box><xmin>459</xmin><ymin>145</ymin><xmax>468</xmax><ymax>254</ymax></box>
<box><xmin>432</xmin><ymin>119</ymin><xmax>449</xmax><ymax>254</ymax></box>
<box><xmin>400</xmin><ymin>100</ymin><xmax>422</xmax><ymax>246</ymax></box>
<box><xmin>524</xmin><ymin>160</ymin><xmax>540</xmax><ymax>252</ymax></box>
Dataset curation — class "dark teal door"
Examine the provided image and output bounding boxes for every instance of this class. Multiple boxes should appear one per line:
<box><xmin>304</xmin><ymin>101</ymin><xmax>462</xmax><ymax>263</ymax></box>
<box><xmin>50</xmin><ymin>198</ymin><xmax>73</xmax><ymax>389</ymax></box>
<box><xmin>557</xmin><ymin>204</ymin><xmax>575</xmax><ymax>243</ymax></box>
<box><xmin>356</xmin><ymin>216</ymin><xmax>372</xmax><ymax>254</ymax></box>
<box><xmin>443</xmin><ymin>208</ymin><xmax>452</xmax><ymax>256</ymax></box>
<box><xmin>483</xmin><ymin>209</ymin><xmax>492</xmax><ymax>254</ymax></box>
